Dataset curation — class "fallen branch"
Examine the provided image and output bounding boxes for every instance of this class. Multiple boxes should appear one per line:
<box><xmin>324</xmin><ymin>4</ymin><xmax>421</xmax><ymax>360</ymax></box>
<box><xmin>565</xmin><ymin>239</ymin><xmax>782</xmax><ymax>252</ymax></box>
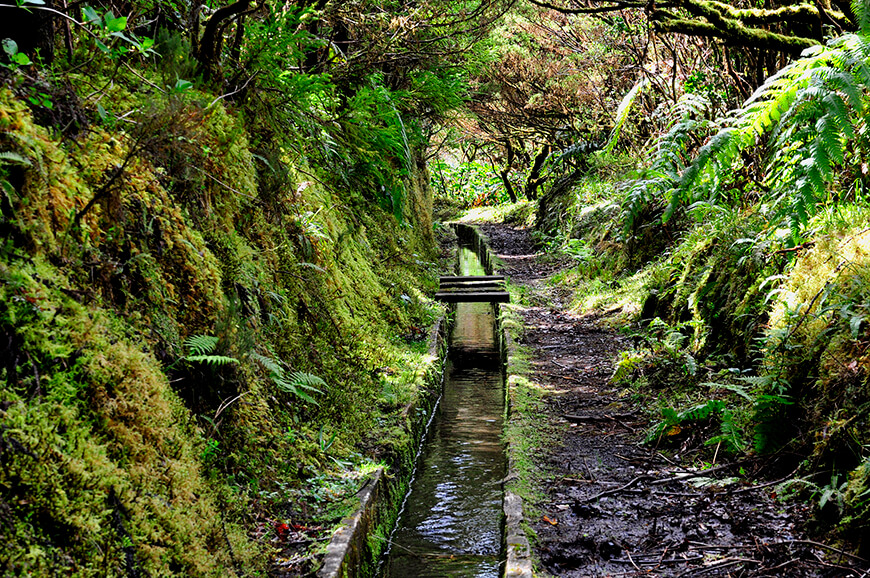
<box><xmin>563</xmin><ymin>412</ymin><xmax>639</xmax><ymax>432</ymax></box>
<box><xmin>577</xmin><ymin>475</ymin><xmax>653</xmax><ymax>503</ymax></box>
<box><xmin>676</xmin><ymin>557</ymin><xmax>760</xmax><ymax>577</ymax></box>
<box><xmin>725</xmin><ymin>471</ymin><xmax>794</xmax><ymax>495</ymax></box>
<box><xmin>562</xmin><ymin>412</ymin><xmax>637</xmax><ymax>422</ymax></box>
<box><xmin>774</xmin><ymin>241</ymin><xmax>815</xmax><ymax>255</ymax></box>
<box><xmin>544</xmin><ymin>372</ymin><xmax>584</xmax><ymax>384</ymax></box>
<box><xmin>577</xmin><ymin>462</ymin><xmax>748</xmax><ymax>503</ymax></box>
<box><xmin>776</xmin><ymin>539</ymin><xmax>869</xmax><ymax>564</ymax></box>
<box><xmin>649</xmin><ymin>461</ymin><xmax>745</xmax><ymax>486</ymax></box>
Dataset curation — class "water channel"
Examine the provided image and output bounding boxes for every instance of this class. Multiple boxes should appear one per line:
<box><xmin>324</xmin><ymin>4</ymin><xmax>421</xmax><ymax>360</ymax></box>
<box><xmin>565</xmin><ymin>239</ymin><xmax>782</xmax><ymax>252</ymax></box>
<box><xmin>379</xmin><ymin>244</ymin><xmax>506</xmax><ymax>577</ymax></box>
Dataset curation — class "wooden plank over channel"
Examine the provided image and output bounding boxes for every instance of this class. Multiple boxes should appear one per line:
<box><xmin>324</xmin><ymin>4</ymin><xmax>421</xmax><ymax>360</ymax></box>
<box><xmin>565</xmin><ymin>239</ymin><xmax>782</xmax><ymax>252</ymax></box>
<box><xmin>439</xmin><ymin>275</ymin><xmax>505</xmax><ymax>282</ymax></box>
<box><xmin>434</xmin><ymin>291</ymin><xmax>510</xmax><ymax>303</ymax></box>
<box><xmin>439</xmin><ymin>280</ymin><xmax>505</xmax><ymax>289</ymax></box>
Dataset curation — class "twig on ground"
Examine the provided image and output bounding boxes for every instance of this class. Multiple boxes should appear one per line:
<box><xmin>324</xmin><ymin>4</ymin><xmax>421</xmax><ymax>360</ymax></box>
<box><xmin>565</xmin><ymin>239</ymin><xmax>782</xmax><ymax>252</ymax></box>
<box><xmin>649</xmin><ymin>462</ymin><xmax>744</xmax><ymax>486</ymax></box>
<box><xmin>582</xmin><ymin>457</ymin><xmax>596</xmax><ymax>482</ymax></box>
<box><xmin>781</xmin><ymin>539</ymin><xmax>869</xmax><ymax>564</ymax></box>
<box><xmin>563</xmin><ymin>412</ymin><xmax>637</xmax><ymax>421</ymax></box>
<box><xmin>578</xmin><ymin>475</ymin><xmax>653</xmax><ymax>503</ymax></box>
<box><xmin>726</xmin><ymin>466</ymin><xmax>800</xmax><ymax>495</ymax></box>
<box><xmin>675</xmin><ymin>557</ymin><xmax>760</xmax><ymax>577</ymax></box>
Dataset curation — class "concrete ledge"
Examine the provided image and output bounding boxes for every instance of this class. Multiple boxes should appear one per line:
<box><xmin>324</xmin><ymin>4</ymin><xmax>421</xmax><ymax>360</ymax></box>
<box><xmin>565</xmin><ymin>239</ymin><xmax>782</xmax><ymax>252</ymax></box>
<box><xmin>500</xmin><ymin>320</ymin><xmax>535</xmax><ymax>578</ymax></box>
<box><xmin>317</xmin><ymin>315</ymin><xmax>447</xmax><ymax>578</ymax></box>
<box><xmin>504</xmin><ymin>492</ymin><xmax>533</xmax><ymax>578</ymax></box>
<box><xmin>453</xmin><ymin>223</ymin><xmax>534</xmax><ymax>578</ymax></box>
<box><xmin>318</xmin><ymin>469</ymin><xmax>384</xmax><ymax>578</ymax></box>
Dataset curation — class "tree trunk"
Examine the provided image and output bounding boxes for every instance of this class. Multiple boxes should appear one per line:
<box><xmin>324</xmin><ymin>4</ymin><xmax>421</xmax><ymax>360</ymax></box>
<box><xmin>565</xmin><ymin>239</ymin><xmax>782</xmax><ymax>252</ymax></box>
<box><xmin>228</xmin><ymin>14</ymin><xmax>245</xmax><ymax>65</ymax></box>
<box><xmin>499</xmin><ymin>140</ymin><xmax>518</xmax><ymax>203</ymax></box>
<box><xmin>196</xmin><ymin>0</ymin><xmax>252</xmax><ymax>79</ymax></box>
<box><xmin>524</xmin><ymin>145</ymin><xmax>551</xmax><ymax>201</ymax></box>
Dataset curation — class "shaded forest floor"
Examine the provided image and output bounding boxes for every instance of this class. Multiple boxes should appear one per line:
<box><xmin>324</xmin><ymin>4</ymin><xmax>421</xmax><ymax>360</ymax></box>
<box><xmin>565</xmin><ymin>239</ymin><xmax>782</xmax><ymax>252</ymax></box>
<box><xmin>478</xmin><ymin>222</ymin><xmax>869</xmax><ymax>577</ymax></box>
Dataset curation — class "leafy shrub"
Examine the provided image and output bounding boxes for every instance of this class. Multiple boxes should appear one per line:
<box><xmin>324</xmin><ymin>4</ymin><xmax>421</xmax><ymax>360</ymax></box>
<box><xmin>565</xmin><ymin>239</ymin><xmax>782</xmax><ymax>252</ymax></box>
<box><xmin>431</xmin><ymin>158</ymin><xmax>508</xmax><ymax>208</ymax></box>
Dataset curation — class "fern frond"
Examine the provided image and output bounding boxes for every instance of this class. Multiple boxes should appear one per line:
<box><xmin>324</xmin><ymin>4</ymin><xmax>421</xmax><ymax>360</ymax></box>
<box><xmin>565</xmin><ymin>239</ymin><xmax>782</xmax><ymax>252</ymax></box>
<box><xmin>185</xmin><ymin>354</ymin><xmax>238</xmax><ymax>366</ymax></box>
<box><xmin>704</xmin><ymin>381</ymin><xmax>753</xmax><ymax>400</ymax></box>
<box><xmin>604</xmin><ymin>77</ymin><xmax>648</xmax><ymax>155</ymax></box>
<box><xmin>0</xmin><ymin>151</ymin><xmax>31</xmax><ymax>167</ymax></box>
<box><xmin>854</xmin><ymin>0</ymin><xmax>870</xmax><ymax>36</ymax></box>
<box><xmin>274</xmin><ymin>371</ymin><xmax>326</xmax><ymax>404</ymax></box>
<box><xmin>285</xmin><ymin>371</ymin><xmax>326</xmax><ymax>391</ymax></box>
<box><xmin>678</xmin><ymin>399</ymin><xmax>726</xmax><ymax>422</ymax></box>
<box><xmin>250</xmin><ymin>351</ymin><xmax>284</xmax><ymax>377</ymax></box>
<box><xmin>252</xmin><ymin>349</ymin><xmax>326</xmax><ymax>405</ymax></box>
<box><xmin>184</xmin><ymin>335</ymin><xmax>220</xmax><ymax>356</ymax></box>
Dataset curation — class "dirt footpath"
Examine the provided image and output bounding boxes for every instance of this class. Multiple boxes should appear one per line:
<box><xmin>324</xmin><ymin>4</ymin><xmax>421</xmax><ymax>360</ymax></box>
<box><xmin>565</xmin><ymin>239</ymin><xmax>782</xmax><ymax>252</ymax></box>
<box><xmin>479</xmin><ymin>222</ymin><xmax>867</xmax><ymax>578</ymax></box>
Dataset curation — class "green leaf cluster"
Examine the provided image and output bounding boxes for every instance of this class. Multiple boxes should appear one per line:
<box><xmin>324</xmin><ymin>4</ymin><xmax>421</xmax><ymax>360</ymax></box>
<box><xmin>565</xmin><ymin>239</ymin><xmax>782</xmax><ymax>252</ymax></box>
<box><xmin>620</xmin><ymin>6</ymin><xmax>870</xmax><ymax>240</ymax></box>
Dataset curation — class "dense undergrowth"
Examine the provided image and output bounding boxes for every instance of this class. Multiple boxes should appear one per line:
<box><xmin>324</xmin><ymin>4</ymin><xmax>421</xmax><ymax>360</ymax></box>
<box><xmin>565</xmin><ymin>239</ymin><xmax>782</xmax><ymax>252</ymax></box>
<box><xmin>0</xmin><ymin>15</ymin><xmax>450</xmax><ymax>575</ymax></box>
<box><xmin>513</xmin><ymin>35</ymin><xmax>870</xmax><ymax>554</ymax></box>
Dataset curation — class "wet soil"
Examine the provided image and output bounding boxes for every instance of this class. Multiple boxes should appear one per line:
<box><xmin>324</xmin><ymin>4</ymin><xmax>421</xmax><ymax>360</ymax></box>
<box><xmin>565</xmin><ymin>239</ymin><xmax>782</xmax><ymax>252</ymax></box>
<box><xmin>478</xmin><ymin>222</ymin><xmax>869</xmax><ymax>578</ymax></box>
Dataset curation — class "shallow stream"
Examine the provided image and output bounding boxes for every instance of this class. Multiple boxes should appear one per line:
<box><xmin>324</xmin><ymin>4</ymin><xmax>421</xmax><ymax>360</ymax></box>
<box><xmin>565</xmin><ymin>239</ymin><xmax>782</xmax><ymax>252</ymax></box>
<box><xmin>379</xmin><ymin>245</ymin><xmax>506</xmax><ymax>577</ymax></box>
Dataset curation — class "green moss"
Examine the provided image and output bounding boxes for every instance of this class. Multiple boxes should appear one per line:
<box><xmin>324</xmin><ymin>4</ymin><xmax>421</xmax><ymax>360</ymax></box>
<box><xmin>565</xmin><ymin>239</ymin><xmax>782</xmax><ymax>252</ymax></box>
<box><xmin>0</xmin><ymin>256</ymin><xmax>262</xmax><ymax>576</ymax></box>
<box><xmin>0</xmin><ymin>56</ymin><xmax>443</xmax><ymax>574</ymax></box>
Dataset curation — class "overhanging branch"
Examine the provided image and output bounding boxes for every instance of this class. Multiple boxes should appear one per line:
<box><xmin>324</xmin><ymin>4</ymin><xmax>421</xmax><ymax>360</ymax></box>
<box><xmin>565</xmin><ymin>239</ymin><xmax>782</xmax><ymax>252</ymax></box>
<box><xmin>652</xmin><ymin>10</ymin><xmax>818</xmax><ymax>53</ymax></box>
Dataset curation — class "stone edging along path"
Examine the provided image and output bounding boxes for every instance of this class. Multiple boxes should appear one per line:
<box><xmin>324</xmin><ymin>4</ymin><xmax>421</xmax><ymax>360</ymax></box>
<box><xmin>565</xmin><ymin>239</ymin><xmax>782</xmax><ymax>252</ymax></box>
<box><xmin>454</xmin><ymin>223</ymin><xmax>534</xmax><ymax>578</ymax></box>
<box><xmin>317</xmin><ymin>316</ymin><xmax>447</xmax><ymax>578</ymax></box>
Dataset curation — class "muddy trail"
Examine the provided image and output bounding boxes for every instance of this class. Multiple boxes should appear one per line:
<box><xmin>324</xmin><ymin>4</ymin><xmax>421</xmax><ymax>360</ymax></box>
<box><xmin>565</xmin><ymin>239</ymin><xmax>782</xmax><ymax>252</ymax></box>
<box><xmin>478</xmin><ymin>223</ymin><xmax>869</xmax><ymax>578</ymax></box>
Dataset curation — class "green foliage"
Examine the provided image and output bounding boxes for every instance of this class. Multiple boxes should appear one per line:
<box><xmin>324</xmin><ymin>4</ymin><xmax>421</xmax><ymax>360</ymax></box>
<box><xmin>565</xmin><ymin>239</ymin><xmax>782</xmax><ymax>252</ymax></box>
<box><xmin>431</xmin><ymin>159</ymin><xmax>507</xmax><ymax>208</ymax></box>
<box><xmin>611</xmin><ymin>350</ymin><xmax>645</xmax><ymax>383</ymax></box>
<box><xmin>624</xmin><ymin>19</ymin><xmax>870</xmax><ymax>239</ymax></box>
<box><xmin>251</xmin><ymin>351</ymin><xmax>325</xmax><ymax>405</ymax></box>
<box><xmin>604</xmin><ymin>77</ymin><xmax>647</xmax><ymax>155</ymax></box>
<box><xmin>648</xmin><ymin>399</ymin><xmax>745</xmax><ymax>453</ymax></box>
<box><xmin>81</xmin><ymin>5</ymin><xmax>156</xmax><ymax>59</ymax></box>
<box><xmin>184</xmin><ymin>334</ymin><xmax>220</xmax><ymax>355</ymax></box>
<box><xmin>183</xmin><ymin>334</ymin><xmax>238</xmax><ymax>366</ymax></box>
<box><xmin>620</xmin><ymin>92</ymin><xmax>715</xmax><ymax>235</ymax></box>
<box><xmin>0</xmin><ymin>150</ymin><xmax>31</xmax><ymax>167</ymax></box>
<box><xmin>0</xmin><ymin>6</ymin><xmax>448</xmax><ymax>565</ymax></box>
<box><xmin>1</xmin><ymin>39</ymin><xmax>32</xmax><ymax>68</ymax></box>
<box><xmin>630</xmin><ymin>317</ymin><xmax>700</xmax><ymax>378</ymax></box>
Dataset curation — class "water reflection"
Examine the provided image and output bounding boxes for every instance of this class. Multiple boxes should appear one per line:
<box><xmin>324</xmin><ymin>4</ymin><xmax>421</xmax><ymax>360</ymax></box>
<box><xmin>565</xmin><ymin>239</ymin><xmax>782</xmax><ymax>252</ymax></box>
<box><xmin>380</xmin><ymin>247</ymin><xmax>506</xmax><ymax>577</ymax></box>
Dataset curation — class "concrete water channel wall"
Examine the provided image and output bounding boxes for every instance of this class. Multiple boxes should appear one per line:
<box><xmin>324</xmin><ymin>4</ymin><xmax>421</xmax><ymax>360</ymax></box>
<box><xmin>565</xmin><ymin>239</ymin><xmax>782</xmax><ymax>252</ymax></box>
<box><xmin>456</xmin><ymin>224</ymin><xmax>533</xmax><ymax>578</ymax></box>
<box><xmin>318</xmin><ymin>224</ymin><xmax>532</xmax><ymax>578</ymax></box>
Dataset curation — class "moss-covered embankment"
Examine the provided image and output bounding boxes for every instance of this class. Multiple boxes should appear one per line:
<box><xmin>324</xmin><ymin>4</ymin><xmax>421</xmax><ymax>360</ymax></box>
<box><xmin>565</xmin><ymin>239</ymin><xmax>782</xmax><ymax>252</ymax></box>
<box><xmin>536</xmin><ymin>164</ymin><xmax>870</xmax><ymax>552</ymax></box>
<box><xmin>0</xmin><ymin>75</ymin><xmax>445</xmax><ymax>576</ymax></box>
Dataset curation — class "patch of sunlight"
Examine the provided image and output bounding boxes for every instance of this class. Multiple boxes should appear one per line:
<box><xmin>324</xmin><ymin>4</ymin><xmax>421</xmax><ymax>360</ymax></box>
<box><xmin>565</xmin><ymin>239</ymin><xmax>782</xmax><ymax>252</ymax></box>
<box><xmin>555</xmin><ymin>265</ymin><xmax>652</xmax><ymax>325</ymax></box>
<box><xmin>457</xmin><ymin>201</ymin><xmax>535</xmax><ymax>225</ymax></box>
<box><xmin>770</xmin><ymin>226</ymin><xmax>870</xmax><ymax>334</ymax></box>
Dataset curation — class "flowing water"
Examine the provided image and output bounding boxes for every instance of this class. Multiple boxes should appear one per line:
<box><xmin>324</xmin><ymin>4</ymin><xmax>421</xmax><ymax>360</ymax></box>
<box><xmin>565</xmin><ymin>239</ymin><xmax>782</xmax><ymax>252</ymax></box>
<box><xmin>380</xmin><ymin>245</ymin><xmax>506</xmax><ymax>577</ymax></box>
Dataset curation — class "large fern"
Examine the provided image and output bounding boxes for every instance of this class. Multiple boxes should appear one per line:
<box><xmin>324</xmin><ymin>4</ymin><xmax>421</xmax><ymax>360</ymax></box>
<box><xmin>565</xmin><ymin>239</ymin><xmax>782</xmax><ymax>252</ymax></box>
<box><xmin>250</xmin><ymin>352</ymin><xmax>325</xmax><ymax>405</ymax></box>
<box><xmin>671</xmin><ymin>29</ymin><xmax>870</xmax><ymax>235</ymax></box>
<box><xmin>620</xmin><ymin>92</ymin><xmax>716</xmax><ymax>233</ymax></box>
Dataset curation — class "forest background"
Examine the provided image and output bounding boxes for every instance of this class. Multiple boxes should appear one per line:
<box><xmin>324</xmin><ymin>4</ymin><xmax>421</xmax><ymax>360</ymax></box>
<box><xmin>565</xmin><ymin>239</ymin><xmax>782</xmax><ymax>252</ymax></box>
<box><xmin>2</xmin><ymin>0</ymin><xmax>870</xmax><ymax>574</ymax></box>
